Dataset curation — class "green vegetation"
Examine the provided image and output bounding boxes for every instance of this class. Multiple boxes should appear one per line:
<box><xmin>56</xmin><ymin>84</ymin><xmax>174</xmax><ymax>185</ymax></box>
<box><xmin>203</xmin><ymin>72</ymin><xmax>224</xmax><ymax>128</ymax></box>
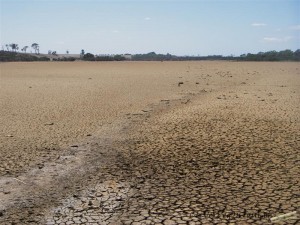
<box><xmin>133</xmin><ymin>52</ymin><xmax>173</xmax><ymax>61</ymax></box>
<box><xmin>83</xmin><ymin>53</ymin><xmax>95</xmax><ymax>60</ymax></box>
<box><xmin>9</xmin><ymin>43</ymin><xmax>19</xmax><ymax>52</ymax></box>
<box><xmin>240</xmin><ymin>49</ymin><xmax>300</xmax><ymax>61</ymax></box>
<box><xmin>31</xmin><ymin>43</ymin><xmax>39</xmax><ymax>54</ymax></box>
<box><xmin>52</xmin><ymin>57</ymin><xmax>76</xmax><ymax>61</ymax></box>
<box><xmin>1</xmin><ymin>41</ymin><xmax>299</xmax><ymax>62</ymax></box>
<box><xmin>132</xmin><ymin>52</ymin><xmax>233</xmax><ymax>61</ymax></box>
<box><xmin>132</xmin><ymin>50</ymin><xmax>300</xmax><ymax>61</ymax></box>
<box><xmin>82</xmin><ymin>53</ymin><xmax>126</xmax><ymax>61</ymax></box>
<box><xmin>21</xmin><ymin>46</ymin><xmax>29</xmax><ymax>53</ymax></box>
<box><xmin>0</xmin><ymin>51</ymin><xmax>50</xmax><ymax>62</ymax></box>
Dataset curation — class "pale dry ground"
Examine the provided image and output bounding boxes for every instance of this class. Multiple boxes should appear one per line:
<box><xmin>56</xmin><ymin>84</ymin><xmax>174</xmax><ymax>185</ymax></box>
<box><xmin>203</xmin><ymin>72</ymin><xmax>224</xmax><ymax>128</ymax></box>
<box><xmin>0</xmin><ymin>61</ymin><xmax>200</xmax><ymax>175</ymax></box>
<box><xmin>0</xmin><ymin>61</ymin><xmax>299</xmax><ymax>225</ymax></box>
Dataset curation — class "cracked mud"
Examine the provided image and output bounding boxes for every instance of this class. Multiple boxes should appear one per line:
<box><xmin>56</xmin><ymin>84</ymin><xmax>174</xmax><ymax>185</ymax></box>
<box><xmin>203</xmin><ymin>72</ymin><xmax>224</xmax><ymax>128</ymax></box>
<box><xmin>0</xmin><ymin>62</ymin><xmax>299</xmax><ymax>224</ymax></box>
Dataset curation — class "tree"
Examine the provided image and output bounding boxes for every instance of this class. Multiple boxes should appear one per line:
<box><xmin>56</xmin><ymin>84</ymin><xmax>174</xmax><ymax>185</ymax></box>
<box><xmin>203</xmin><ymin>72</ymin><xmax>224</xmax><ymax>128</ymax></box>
<box><xmin>83</xmin><ymin>53</ymin><xmax>94</xmax><ymax>60</ymax></box>
<box><xmin>21</xmin><ymin>46</ymin><xmax>29</xmax><ymax>53</ymax></box>
<box><xmin>113</xmin><ymin>54</ymin><xmax>126</xmax><ymax>61</ymax></box>
<box><xmin>278</xmin><ymin>49</ymin><xmax>293</xmax><ymax>60</ymax></box>
<box><xmin>5</xmin><ymin>44</ymin><xmax>10</xmax><ymax>51</ymax></box>
<box><xmin>52</xmin><ymin>51</ymin><xmax>57</xmax><ymax>56</ymax></box>
<box><xmin>48</xmin><ymin>50</ymin><xmax>52</xmax><ymax>55</ymax></box>
<box><xmin>80</xmin><ymin>49</ymin><xmax>85</xmax><ymax>58</ymax></box>
<box><xmin>264</xmin><ymin>50</ymin><xmax>278</xmax><ymax>61</ymax></box>
<box><xmin>31</xmin><ymin>43</ymin><xmax>39</xmax><ymax>54</ymax></box>
<box><xmin>9</xmin><ymin>43</ymin><xmax>18</xmax><ymax>52</ymax></box>
<box><xmin>66</xmin><ymin>50</ymin><xmax>69</xmax><ymax>54</ymax></box>
<box><xmin>294</xmin><ymin>49</ymin><xmax>300</xmax><ymax>60</ymax></box>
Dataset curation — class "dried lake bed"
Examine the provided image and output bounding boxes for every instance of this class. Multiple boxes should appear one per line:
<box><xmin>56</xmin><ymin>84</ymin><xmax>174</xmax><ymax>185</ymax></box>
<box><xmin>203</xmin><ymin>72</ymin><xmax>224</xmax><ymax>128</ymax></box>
<box><xmin>0</xmin><ymin>61</ymin><xmax>299</xmax><ymax>224</ymax></box>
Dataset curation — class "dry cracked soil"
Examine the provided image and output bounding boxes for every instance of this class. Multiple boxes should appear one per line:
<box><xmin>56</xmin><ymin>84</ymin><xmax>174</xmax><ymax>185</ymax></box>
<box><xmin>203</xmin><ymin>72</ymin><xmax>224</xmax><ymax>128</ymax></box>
<box><xmin>0</xmin><ymin>61</ymin><xmax>299</xmax><ymax>225</ymax></box>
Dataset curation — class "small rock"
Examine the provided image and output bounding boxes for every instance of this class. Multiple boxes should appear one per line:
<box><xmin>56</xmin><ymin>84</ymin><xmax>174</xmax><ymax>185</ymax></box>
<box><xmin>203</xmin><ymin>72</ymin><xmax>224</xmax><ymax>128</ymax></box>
<box><xmin>38</xmin><ymin>164</ymin><xmax>44</xmax><ymax>169</ymax></box>
<box><xmin>44</xmin><ymin>122</ymin><xmax>54</xmax><ymax>126</ymax></box>
<box><xmin>5</xmin><ymin>135</ymin><xmax>13</xmax><ymax>137</ymax></box>
<box><xmin>71</xmin><ymin>145</ymin><xmax>78</xmax><ymax>148</ymax></box>
<box><xmin>144</xmin><ymin>195</ymin><xmax>155</xmax><ymax>200</ymax></box>
<box><xmin>178</xmin><ymin>82</ymin><xmax>184</xmax><ymax>86</ymax></box>
<box><xmin>116</xmin><ymin>196</ymin><xmax>123</xmax><ymax>201</ymax></box>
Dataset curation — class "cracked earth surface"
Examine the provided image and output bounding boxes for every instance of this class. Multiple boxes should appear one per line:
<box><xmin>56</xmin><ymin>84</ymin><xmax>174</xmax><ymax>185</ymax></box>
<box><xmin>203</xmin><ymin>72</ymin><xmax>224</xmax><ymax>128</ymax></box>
<box><xmin>0</xmin><ymin>62</ymin><xmax>299</xmax><ymax>224</ymax></box>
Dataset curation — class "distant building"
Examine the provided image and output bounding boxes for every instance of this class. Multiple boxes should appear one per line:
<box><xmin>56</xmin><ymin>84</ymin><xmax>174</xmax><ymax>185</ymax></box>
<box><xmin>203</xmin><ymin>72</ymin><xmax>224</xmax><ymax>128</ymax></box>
<box><xmin>122</xmin><ymin>54</ymin><xmax>132</xmax><ymax>60</ymax></box>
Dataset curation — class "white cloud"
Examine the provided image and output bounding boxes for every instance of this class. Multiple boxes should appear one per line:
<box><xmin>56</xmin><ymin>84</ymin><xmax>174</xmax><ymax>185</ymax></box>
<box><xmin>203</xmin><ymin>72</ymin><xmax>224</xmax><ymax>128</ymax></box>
<box><xmin>289</xmin><ymin>25</ymin><xmax>300</xmax><ymax>30</ymax></box>
<box><xmin>263</xmin><ymin>36</ymin><xmax>293</xmax><ymax>42</ymax></box>
<box><xmin>251</xmin><ymin>23</ymin><xmax>267</xmax><ymax>27</ymax></box>
<box><xmin>144</xmin><ymin>17</ymin><xmax>151</xmax><ymax>20</ymax></box>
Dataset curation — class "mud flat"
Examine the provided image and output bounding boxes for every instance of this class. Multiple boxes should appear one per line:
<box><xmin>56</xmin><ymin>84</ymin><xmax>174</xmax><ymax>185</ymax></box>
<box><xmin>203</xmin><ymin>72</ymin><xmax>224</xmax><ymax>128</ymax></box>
<box><xmin>0</xmin><ymin>61</ymin><xmax>299</xmax><ymax>224</ymax></box>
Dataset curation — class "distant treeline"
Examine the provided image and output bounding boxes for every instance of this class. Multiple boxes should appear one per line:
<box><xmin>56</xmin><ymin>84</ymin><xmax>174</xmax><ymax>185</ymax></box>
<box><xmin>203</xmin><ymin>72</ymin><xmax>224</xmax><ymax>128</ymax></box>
<box><xmin>1</xmin><ymin>49</ymin><xmax>299</xmax><ymax>62</ymax></box>
<box><xmin>133</xmin><ymin>52</ymin><xmax>174</xmax><ymax>61</ymax></box>
<box><xmin>0</xmin><ymin>51</ymin><xmax>50</xmax><ymax>62</ymax></box>
<box><xmin>52</xmin><ymin>57</ymin><xmax>76</xmax><ymax>61</ymax></box>
<box><xmin>82</xmin><ymin>53</ymin><xmax>126</xmax><ymax>61</ymax></box>
<box><xmin>239</xmin><ymin>49</ymin><xmax>300</xmax><ymax>61</ymax></box>
<box><xmin>132</xmin><ymin>52</ymin><xmax>236</xmax><ymax>61</ymax></box>
<box><xmin>132</xmin><ymin>50</ymin><xmax>300</xmax><ymax>61</ymax></box>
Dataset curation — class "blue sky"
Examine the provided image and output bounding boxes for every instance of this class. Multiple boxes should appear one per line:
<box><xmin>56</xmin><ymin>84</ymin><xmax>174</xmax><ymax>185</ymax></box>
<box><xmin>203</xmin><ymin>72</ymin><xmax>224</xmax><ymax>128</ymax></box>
<box><xmin>0</xmin><ymin>0</ymin><xmax>299</xmax><ymax>56</ymax></box>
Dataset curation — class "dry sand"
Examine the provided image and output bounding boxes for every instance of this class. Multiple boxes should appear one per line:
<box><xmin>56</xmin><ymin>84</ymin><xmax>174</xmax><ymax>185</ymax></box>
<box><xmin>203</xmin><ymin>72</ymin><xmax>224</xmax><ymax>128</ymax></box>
<box><xmin>0</xmin><ymin>61</ymin><xmax>299</xmax><ymax>224</ymax></box>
